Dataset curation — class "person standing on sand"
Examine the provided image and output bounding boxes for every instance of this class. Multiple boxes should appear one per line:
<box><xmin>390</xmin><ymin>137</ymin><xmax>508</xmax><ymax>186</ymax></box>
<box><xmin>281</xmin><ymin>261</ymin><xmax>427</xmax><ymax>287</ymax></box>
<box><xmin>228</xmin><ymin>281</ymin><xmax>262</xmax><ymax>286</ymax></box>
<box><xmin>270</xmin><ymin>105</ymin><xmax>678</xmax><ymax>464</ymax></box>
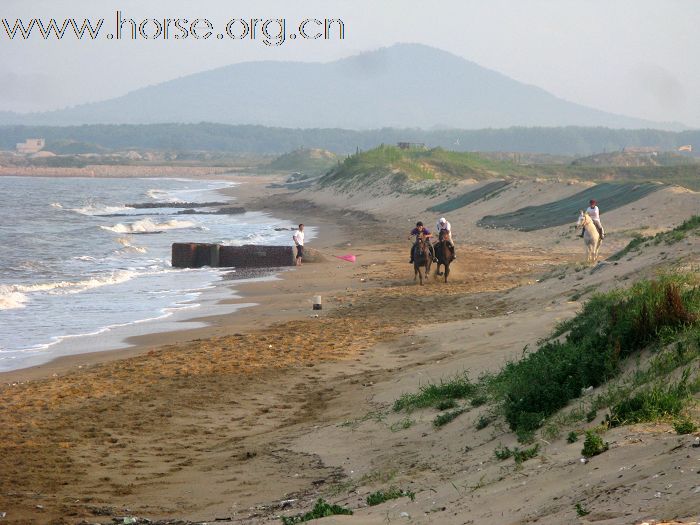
<box><xmin>293</xmin><ymin>224</ymin><xmax>305</xmax><ymax>266</ymax></box>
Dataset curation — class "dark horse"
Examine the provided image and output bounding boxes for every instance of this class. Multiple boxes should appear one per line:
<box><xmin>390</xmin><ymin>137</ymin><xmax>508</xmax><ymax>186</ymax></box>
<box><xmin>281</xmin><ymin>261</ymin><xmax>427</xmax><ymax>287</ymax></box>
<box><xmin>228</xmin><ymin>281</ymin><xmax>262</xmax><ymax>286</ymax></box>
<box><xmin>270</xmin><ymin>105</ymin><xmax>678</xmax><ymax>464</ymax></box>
<box><xmin>413</xmin><ymin>234</ymin><xmax>432</xmax><ymax>285</ymax></box>
<box><xmin>433</xmin><ymin>230</ymin><xmax>455</xmax><ymax>283</ymax></box>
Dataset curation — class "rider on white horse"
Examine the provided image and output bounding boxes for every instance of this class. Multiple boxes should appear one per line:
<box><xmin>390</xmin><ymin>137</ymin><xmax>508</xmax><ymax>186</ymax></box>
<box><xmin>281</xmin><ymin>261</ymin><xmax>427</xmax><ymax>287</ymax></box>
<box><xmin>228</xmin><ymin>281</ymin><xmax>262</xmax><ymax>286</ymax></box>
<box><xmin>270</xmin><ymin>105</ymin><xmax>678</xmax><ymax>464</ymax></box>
<box><xmin>580</xmin><ymin>199</ymin><xmax>605</xmax><ymax>239</ymax></box>
<box><xmin>435</xmin><ymin>217</ymin><xmax>456</xmax><ymax>259</ymax></box>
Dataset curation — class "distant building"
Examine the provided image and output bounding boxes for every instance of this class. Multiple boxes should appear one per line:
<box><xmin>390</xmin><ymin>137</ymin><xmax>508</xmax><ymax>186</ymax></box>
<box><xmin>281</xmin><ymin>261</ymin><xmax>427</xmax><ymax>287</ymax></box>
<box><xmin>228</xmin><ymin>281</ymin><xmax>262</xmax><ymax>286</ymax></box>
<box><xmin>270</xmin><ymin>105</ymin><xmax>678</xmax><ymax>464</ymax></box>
<box><xmin>397</xmin><ymin>142</ymin><xmax>426</xmax><ymax>150</ymax></box>
<box><xmin>16</xmin><ymin>138</ymin><xmax>45</xmax><ymax>154</ymax></box>
<box><xmin>622</xmin><ymin>146</ymin><xmax>658</xmax><ymax>154</ymax></box>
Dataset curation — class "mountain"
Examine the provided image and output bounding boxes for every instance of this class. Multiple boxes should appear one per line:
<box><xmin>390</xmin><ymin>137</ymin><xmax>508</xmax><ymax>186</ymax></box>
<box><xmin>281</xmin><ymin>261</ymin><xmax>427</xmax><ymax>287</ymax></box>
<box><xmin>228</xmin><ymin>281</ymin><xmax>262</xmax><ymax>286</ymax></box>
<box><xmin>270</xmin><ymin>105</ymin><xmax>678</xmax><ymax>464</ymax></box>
<box><xmin>0</xmin><ymin>44</ymin><xmax>679</xmax><ymax>129</ymax></box>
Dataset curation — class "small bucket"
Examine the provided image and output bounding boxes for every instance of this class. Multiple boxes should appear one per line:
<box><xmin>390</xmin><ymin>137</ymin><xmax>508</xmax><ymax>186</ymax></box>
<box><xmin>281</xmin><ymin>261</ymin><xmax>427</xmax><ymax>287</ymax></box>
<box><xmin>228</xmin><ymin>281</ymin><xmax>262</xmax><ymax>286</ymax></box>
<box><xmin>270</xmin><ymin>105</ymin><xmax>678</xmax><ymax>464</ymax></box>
<box><xmin>312</xmin><ymin>295</ymin><xmax>322</xmax><ymax>310</ymax></box>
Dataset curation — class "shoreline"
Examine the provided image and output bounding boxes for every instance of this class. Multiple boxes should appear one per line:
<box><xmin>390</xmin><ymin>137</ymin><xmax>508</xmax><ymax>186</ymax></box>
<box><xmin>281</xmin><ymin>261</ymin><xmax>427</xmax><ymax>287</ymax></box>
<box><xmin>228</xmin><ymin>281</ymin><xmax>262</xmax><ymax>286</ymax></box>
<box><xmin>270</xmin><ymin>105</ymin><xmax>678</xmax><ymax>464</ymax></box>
<box><xmin>0</xmin><ymin>174</ymin><xmax>350</xmax><ymax>383</ymax></box>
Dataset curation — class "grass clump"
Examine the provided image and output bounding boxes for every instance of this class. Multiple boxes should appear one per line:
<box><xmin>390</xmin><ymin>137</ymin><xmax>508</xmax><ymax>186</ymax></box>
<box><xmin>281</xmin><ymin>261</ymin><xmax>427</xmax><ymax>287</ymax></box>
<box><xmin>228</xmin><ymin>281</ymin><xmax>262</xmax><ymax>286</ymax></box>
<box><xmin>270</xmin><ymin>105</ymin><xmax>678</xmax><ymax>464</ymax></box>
<box><xmin>488</xmin><ymin>275</ymin><xmax>699</xmax><ymax>434</ymax></box>
<box><xmin>606</xmin><ymin>375</ymin><xmax>693</xmax><ymax>427</ymax></box>
<box><xmin>394</xmin><ymin>373</ymin><xmax>476</xmax><ymax>412</ymax></box>
<box><xmin>435</xmin><ymin>399</ymin><xmax>458</xmax><ymax>411</ymax></box>
<box><xmin>389</xmin><ymin>417</ymin><xmax>415</xmax><ymax>432</ymax></box>
<box><xmin>494</xmin><ymin>444</ymin><xmax>540</xmax><ymax>464</ymax></box>
<box><xmin>575</xmin><ymin>503</ymin><xmax>591</xmax><ymax>517</ymax></box>
<box><xmin>366</xmin><ymin>488</ymin><xmax>416</xmax><ymax>506</ymax></box>
<box><xmin>673</xmin><ymin>417</ymin><xmax>697</xmax><ymax>434</ymax></box>
<box><xmin>281</xmin><ymin>499</ymin><xmax>352</xmax><ymax>524</ymax></box>
<box><xmin>567</xmin><ymin>431</ymin><xmax>579</xmax><ymax>443</ymax></box>
<box><xmin>476</xmin><ymin>414</ymin><xmax>494</xmax><ymax>430</ymax></box>
<box><xmin>581</xmin><ymin>431</ymin><xmax>609</xmax><ymax>458</ymax></box>
<box><xmin>433</xmin><ymin>408</ymin><xmax>466</xmax><ymax>427</ymax></box>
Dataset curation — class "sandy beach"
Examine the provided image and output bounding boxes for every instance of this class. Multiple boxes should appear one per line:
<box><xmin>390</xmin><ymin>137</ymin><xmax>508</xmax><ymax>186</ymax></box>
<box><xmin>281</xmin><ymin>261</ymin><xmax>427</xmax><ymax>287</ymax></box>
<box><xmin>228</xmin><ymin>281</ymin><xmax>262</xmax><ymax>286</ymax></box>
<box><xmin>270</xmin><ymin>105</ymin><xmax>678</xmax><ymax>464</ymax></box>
<box><xmin>1</xmin><ymin>173</ymin><xmax>699</xmax><ymax>525</ymax></box>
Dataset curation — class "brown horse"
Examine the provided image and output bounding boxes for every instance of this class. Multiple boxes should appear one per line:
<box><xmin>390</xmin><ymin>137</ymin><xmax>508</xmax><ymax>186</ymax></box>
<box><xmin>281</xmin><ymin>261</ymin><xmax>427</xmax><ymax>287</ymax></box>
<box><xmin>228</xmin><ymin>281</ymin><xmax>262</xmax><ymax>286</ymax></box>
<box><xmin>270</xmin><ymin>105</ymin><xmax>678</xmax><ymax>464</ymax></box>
<box><xmin>433</xmin><ymin>230</ymin><xmax>455</xmax><ymax>282</ymax></box>
<box><xmin>413</xmin><ymin>234</ymin><xmax>432</xmax><ymax>285</ymax></box>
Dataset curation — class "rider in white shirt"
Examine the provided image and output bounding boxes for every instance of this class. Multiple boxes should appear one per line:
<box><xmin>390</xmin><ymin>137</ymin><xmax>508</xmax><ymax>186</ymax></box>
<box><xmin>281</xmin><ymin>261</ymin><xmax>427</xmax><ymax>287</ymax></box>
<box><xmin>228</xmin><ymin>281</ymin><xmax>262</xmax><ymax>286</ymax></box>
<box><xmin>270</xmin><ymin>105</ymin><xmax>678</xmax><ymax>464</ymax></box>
<box><xmin>581</xmin><ymin>199</ymin><xmax>605</xmax><ymax>238</ymax></box>
<box><xmin>435</xmin><ymin>217</ymin><xmax>456</xmax><ymax>259</ymax></box>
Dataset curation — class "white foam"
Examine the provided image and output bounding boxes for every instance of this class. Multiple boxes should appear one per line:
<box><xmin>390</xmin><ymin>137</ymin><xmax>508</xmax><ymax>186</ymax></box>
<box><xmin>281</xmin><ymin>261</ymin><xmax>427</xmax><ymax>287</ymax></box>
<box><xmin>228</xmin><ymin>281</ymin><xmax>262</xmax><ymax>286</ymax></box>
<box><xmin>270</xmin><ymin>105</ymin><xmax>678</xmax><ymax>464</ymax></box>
<box><xmin>3</xmin><ymin>269</ymin><xmax>140</xmax><ymax>297</ymax></box>
<box><xmin>70</xmin><ymin>204</ymin><xmax>133</xmax><ymax>216</ymax></box>
<box><xmin>100</xmin><ymin>218</ymin><xmax>198</xmax><ymax>234</ymax></box>
<box><xmin>0</xmin><ymin>289</ymin><xmax>27</xmax><ymax>310</ymax></box>
<box><xmin>146</xmin><ymin>188</ymin><xmax>182</xmax><ymax>203</ymax></box>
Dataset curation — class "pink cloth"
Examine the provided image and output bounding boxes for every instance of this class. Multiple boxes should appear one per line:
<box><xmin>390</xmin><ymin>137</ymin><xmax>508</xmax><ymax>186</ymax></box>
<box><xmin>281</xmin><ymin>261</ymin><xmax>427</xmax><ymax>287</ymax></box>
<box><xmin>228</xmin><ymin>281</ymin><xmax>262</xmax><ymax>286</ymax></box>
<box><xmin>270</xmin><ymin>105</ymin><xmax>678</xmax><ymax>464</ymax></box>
<box><xmin>334</xmin><ymin>254</ymin><xmax>356</xmax><ymax>263</ymax></box>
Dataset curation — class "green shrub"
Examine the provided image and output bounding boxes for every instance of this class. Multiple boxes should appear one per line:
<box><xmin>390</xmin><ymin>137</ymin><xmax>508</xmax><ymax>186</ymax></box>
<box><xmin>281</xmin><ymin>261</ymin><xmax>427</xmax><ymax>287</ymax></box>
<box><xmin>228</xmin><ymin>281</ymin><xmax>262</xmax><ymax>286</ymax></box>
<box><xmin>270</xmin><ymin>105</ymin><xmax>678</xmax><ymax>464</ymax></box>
<box><xmin>475</xmin><ymin>414</ymin><xmax>493</xmax><ymax>430</ymax></box>
<box><xmin>436</xmin><ymin>399</ymin><xmax>458</xmax><ymax>411</ymax></box>
<box><xmin>490</xmin><ymin>276</ymin><xmax>699</xmax><ymax>433</ymax></box>
<box><xmin>581</xmin><ymin>431</ymin><xmax>608</xmax><ymax>458</ymax></box>
<box><xmin>567</xmin><ymin>431</ymin><xmax>579</xmax><ymax>443</ymax></box>
<box><xmin>575</xmin><ymin>503</ymin><xmax>590</xmax><ymax>517</ymax></box>
<box><xmin>433</xmin><ymin>408</ymin><xmax>466</xmax><ymax>427</ymax></box>
<box><xmin>494</xmin><ymin>444</ymin><xmax>540</xmax><ymax>464</ymax></box>
<box><xmin>673</xmin><ymin>418</ymin><xmax>697</xmax><ymax>435</ymax></box>
<box><xmin>366</xmin><ymin>488</ymin><xmax>415</xmax><ymax>506</ymax></box>
<box><xmin>281</xmin><ymin>499</ymin><xmax>352</xmax><ymax>524</ymax></box>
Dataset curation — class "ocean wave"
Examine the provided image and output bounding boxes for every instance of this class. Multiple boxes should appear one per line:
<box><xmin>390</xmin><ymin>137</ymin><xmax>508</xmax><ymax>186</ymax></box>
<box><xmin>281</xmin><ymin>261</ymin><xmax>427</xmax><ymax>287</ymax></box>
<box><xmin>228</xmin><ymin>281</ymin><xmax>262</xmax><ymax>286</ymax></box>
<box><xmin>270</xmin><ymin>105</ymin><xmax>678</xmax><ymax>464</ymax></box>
<box><xmin>146</xmin><ymin>188</ymin><xmax>179</xmax><ymax>202</ymax></box>
<box><xmin>100</xmin><ymin>218</ymin><xmax>198</xmax><ymax>234</ymax></box>
<box><xmin>115</xmin><ymin>237</ymin><xmax>148</xmax><ymax>254</ymax></box>
<box><xmin>69</xmin><ymin>203</ymin><xmax>134</xmax><ymax>216</ymax></box>
<box><xmin>0</xmin><ymin>289</ymin><xmax>27</xmax><ymax>310</ymax></box>
<box><xmin>2</xmin><ymin>270</ymin><xmax>140</xmax><ymax>299</ymax></box>
<box><xmin>50</xmin><ymin>202</ymin><xmax>63</xmax><ymax>209</ymax></box>
<box><xmin>223</xmin><ymin>232</ymin><xmax>268</xmax><ymax>246</ymax></box>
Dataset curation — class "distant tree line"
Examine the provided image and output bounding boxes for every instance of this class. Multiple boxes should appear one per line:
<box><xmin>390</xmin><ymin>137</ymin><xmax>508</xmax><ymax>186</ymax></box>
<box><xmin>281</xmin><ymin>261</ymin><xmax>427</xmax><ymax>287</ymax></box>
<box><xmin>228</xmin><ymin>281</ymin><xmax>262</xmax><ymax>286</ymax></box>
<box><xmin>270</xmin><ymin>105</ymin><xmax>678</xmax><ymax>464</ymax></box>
<box><xmin>0</xmin><ymin>123</ymin><xmax>697</xmax><ymax>156</ymax></box>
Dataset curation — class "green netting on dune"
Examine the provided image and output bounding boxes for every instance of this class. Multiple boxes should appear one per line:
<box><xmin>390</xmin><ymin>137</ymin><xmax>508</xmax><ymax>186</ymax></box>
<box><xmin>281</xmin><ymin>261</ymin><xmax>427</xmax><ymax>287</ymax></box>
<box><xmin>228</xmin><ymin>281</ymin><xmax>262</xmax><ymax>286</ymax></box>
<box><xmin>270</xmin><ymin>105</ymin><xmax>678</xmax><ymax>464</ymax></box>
<box><xmin>428</xmin><ymin>180</ymin><xmax>511</xmax><ymax>213</ymax></box>
<box><xmin>477</xmin><ymin>182</ymin><xmax>663</xmax><ymax>232</ymax></box>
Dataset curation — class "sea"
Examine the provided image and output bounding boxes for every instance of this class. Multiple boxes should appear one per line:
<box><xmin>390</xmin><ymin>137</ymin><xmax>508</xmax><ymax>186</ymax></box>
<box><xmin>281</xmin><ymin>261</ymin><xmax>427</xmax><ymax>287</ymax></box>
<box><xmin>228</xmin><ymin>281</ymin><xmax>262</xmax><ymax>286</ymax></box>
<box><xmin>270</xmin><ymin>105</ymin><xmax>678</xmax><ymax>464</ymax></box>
<box><xmin>0</xmin><ymin>176</ymin><xmax>299</xmax><ymax>373</ymax></box>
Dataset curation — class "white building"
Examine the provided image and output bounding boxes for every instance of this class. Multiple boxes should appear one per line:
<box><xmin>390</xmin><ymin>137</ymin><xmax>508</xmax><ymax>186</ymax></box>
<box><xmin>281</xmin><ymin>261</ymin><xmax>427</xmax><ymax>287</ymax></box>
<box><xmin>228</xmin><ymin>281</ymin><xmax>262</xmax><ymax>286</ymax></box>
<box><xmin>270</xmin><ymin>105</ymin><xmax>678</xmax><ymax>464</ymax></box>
<box><xmin>16</xmin><ymin>138</ymin><xmax>45</xmax><ymax>154</ymax></box>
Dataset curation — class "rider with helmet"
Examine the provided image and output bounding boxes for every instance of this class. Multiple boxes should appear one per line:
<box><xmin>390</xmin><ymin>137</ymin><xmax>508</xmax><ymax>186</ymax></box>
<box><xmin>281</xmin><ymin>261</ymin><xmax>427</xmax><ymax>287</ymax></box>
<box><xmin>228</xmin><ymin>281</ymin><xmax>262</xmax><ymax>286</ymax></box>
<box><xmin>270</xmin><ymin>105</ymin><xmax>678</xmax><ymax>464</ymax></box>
<box><xmin>435</xmin><ymin>217</ymin><xmax>456</xmax><ymax>259</ymax></box>
<box><xmin>581</xmin><ymin>199</ymin><xmax>605</xmax><ymax>238</ymax></box>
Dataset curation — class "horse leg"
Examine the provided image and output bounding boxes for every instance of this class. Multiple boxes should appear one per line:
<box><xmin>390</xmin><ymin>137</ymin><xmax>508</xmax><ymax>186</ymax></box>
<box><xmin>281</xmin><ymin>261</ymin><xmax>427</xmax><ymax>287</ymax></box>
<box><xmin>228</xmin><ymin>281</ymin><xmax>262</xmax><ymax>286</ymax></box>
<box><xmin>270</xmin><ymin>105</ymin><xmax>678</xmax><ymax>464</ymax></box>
<box><xmin>444</xmin><ymin>263</ymin><xmax>450</xmax><ymax>283</ymax></box>
<box><xmin>418</xmin><ymin>265</ymin><xmax>424</xmax><ymax>285</ymax></box>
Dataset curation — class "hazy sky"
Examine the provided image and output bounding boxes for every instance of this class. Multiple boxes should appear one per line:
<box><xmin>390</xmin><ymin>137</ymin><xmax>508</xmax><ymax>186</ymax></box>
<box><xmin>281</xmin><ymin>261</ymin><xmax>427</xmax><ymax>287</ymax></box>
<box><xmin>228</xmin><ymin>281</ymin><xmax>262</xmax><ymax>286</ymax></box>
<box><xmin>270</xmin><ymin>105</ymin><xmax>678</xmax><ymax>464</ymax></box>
<box><xmin>2</xmin><ymin>0</ymin><xmax>698</xmax><ymax>127</ymax></box>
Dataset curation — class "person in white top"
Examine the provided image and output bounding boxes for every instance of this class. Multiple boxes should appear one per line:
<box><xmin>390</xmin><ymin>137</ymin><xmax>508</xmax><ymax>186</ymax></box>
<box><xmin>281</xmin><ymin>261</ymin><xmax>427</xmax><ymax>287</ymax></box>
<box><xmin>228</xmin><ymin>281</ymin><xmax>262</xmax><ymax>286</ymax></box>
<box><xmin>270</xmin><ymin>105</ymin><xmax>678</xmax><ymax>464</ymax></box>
<box><xmin>581</xmin><ymin>199</ymin><xmax>605</xmax><ymax>238</ymax></box>
<box><xmin>292</xmin><ymin>224</ymin><xmax>305</xmax><ymax>266</ymax></box>
<box><xmin>435</xmin><ymin>217</ymin><xmax>456</xmax><ymax>259</ymax></box>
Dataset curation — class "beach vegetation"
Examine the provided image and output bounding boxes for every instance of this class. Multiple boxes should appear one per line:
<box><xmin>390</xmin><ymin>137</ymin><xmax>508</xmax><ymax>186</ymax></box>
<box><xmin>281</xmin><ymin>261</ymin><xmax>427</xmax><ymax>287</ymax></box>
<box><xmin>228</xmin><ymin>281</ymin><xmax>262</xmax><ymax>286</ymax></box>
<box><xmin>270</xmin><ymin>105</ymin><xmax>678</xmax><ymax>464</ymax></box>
<box><xmin>433</xmin><ymin>408</ymin><xmax>466</xmax><ymax>428</ymax></box>
<box><xmin>567</xmin><ymin>431</ymin><xmax>579</xmax><ymax>443</ymax></box>
<box><xmin>393</xmin><ymin>373</ymin><xmax>476</xmax><ymax>412</ymax></box>
<box><xmin>581</xmin><ymin>430</ymin><xmax>609</xmax><ymax>457</ymax></box>
<box><xmin>673</xmin><ymin>417</ymin><xmax>697</xmax><ymax>434</ymax></box>
<box><xmin>390</xmin><ymin>417</ymin><xmax>415</xmax><ymax>432</ymax></box>
<box><xmin>493</xmin><ymin>444</ymin><xmax>540</xmax><ymax>464</ymax></box>
<box><xmin>475</xmin><ymin>414</ymin><xmax>494</xmax><ymax>430</ymax></box>
<box><xmin>487</xmin><ymin>274</ymin><xmax>699</xmax><ymax>434</ymax></box>
<box><xmin>609</xmin><ymin>215</ymin><xmax>700</xmax><ymax>261</ymax></box>
<box><xmin>575</xmin><ymin>503</ymin><xmax>591</xmax><ymax>517</ymax></box>
<box><xmin>605</xmin><ymin>373</ymin><xmax>693</xmax><ymax>428</ymax></box>
<box><xmin>280</xmin><ymin>498</ymin><xmax>352</xmax><ymax>524</ymax></box>
<box><xmin>366</xmin><ymin>487</ymin><xmax>416</xmax><ymax>506</ymax></box>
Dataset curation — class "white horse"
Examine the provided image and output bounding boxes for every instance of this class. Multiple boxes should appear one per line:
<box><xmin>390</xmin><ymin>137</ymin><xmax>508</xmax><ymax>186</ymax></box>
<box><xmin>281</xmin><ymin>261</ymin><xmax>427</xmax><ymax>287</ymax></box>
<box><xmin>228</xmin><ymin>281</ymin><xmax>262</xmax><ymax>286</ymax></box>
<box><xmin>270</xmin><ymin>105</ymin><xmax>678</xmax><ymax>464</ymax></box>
<box><xmin>577</xmin><ymin>210</ymin><xmax>602</xmax><ymax>263</ymax></box>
